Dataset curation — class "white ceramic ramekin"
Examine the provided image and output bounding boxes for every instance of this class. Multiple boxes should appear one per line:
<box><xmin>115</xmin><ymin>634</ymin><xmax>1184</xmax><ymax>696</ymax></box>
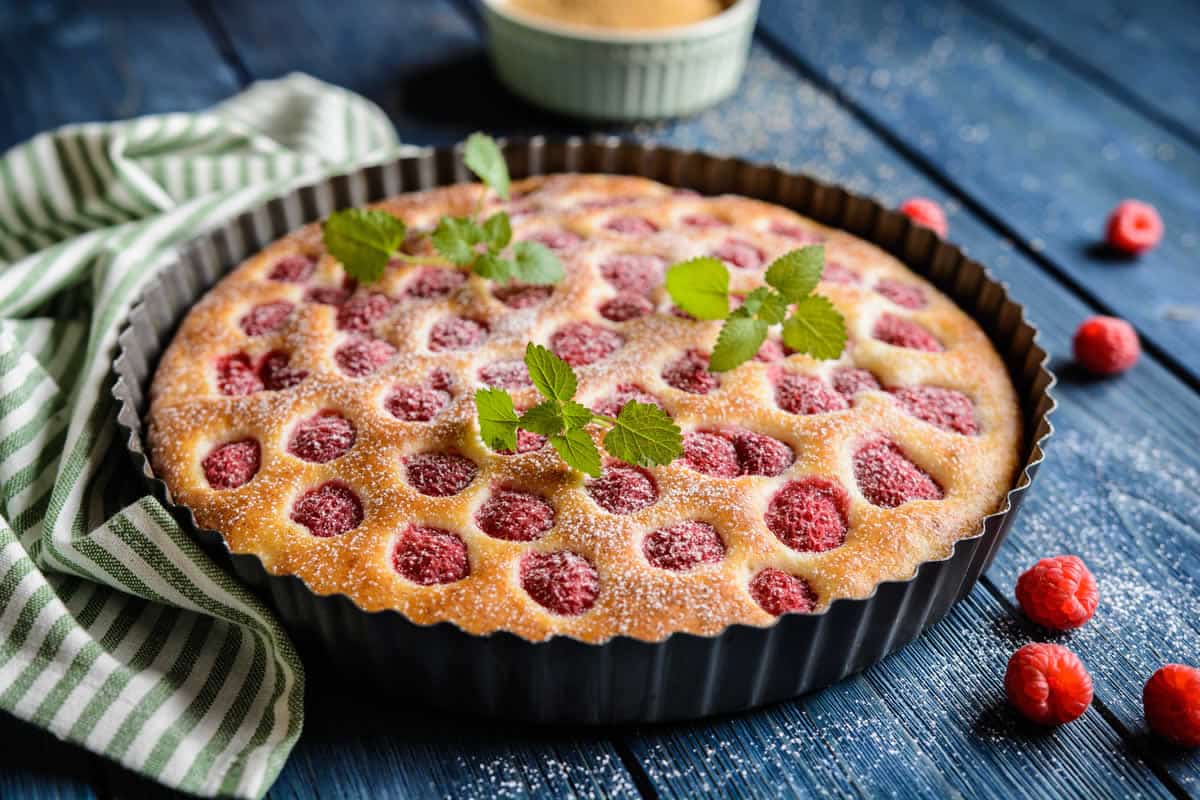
<box><xmin>479</xmin><ymin>0</ymin><xmax>760</xmax><ymax>120</ymax></box>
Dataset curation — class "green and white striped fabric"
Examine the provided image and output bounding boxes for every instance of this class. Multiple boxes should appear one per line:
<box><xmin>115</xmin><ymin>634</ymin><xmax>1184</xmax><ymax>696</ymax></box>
<box><xmin>0</xmin><ymin>74</ymin><xmax>410</xmax><ymax>798</ymax></box>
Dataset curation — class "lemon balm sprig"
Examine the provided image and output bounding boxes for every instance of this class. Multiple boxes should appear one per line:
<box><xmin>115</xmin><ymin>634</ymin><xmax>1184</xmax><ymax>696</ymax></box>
<box><xmin>476</xmin><ymin>344</ymin><xmax>682</xmax><ymax>477</ymax></box>
<box><xmin>665</xmin><ymin>245</ymin><xmax>847</xmax><ymax>371</ymax></box>
<box><xmin>321</xmin><ymin>133</ymin><xmax>564</xmax><ymax>286</ymax></box>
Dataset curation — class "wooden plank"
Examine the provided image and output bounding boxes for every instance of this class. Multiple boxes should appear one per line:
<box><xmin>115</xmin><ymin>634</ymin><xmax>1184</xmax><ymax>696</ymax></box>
<box><xmin>972</xmin><ymin>0</ymin><xmax>1200</xmax><ymax>143</ymax></box>
<box><xmin>758</xmin><ymin>0</ymin><xmax>1200</xmax><ymax>387</ymax></box>
<box><xmin>0</xmin><ymin>0</ymin><xmax>241</xmax><ymax>152</ymax></box>
<box><xmin>0</xmin><ymin>711</ymin><xmax>98</xmax><ymax>800</ymax></box>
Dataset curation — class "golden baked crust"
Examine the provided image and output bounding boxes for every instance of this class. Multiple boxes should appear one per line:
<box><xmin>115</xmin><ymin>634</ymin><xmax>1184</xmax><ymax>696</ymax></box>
<box><xmin>147</xmin><ymin>174</ymin><xmax>1021</xmax><ymax>643</ymax></box>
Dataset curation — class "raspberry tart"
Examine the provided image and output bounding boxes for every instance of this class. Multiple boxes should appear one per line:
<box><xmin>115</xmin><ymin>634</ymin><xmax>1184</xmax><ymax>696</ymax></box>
<box><xmin>146</xmin><ymin>173</ymin><xmax>1022</xmax><ymax>644</ymax></box>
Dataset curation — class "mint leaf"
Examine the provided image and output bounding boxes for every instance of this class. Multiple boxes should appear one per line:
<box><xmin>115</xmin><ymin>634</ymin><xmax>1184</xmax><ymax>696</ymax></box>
<box><xmin>603</xmin><ymin>401</ymin><xmax>682</xmax><ymax>467</ymax></box>
<box><xmin>481</xmin><ymin>211</ymin><xmax>512</xmax><ymax>252</ymax></box>
<box><xmin>665</xmin><ymin>257</ymin><xmax>730</xmax><ymax>320</ymax></box>
<box><xmin>756</xmin><ymin>292</ymin><xmax>789</xmax><ymax>325</ymax></box>
<box><xmin>519</xmin><ymin>401</ymin><xmax>565</xmax><ymax>436</ymax></box>
<box><xmin>735</xmin><ymin>287</ymin><xmax>771</xmax><ymax>318</ymax></box>
<box><xmin>710</xmin><ymin>316</ymin><xmax>770</xmax><ymax>372</ymax></box>
<box><xmin>765</xmin><ymin>246</ymin><xmax>823</xmax><ymax>301</ymax></box>
<box><xmin>475</xmin><ymin>388</ymin><xmax>519</xmax><ymax>451</ymax></box>
<box><xmin>551</xmin><ymin>429</ymin><xmax>602</xmax><ymax>478</ymax></box>
<box><xmin>432</xmin><ymin>216</ymin><xmax>483</xmax><ymax>266</ymax></box>
<box><xmin>782</xmin><ymin>295</ymin><xmax>848</xmax><ymax>360</ymax></box>
<box><xmin>511</xmin><ymin>241</ymin><xmax>564</xmax><ymax>286</ymax></box>
<box><xmin>561</xmin><ymin>400</ymin><xmax>593</xmax><ymax>431</ymax></box>
<box><xmin>323</xmin><ymin>208</ymin><xmax>406</xmax><ymax>283</ymax></box>
<box><xmin>464</xmin><ymin>132</ymin><xmax>510</xmax><ymax>201</ymax></box>
<box><xmin>473</xmin><ymin>252</ymin><xmax>512</xmax><ymax>282</ymax></box>
<box><xmin>524</xmin><ymin>342</ymin><xmax>576</xmax><ymax>401</ymax></box>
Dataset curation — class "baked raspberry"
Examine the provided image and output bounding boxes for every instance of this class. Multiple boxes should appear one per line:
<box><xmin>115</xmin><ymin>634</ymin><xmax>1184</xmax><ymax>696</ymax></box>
<box><xmin>662</xmin><ymin>350</ymin><xmax>718</xmax><ymax>395</ymax></box>
<box><xmin>750</xmin><ymin>569</ymin><xmax>818</xmax><ymax>615</ymax></box>
<box><xmin>681</xmin><ymin>432</ymin><xmax>740</xmax><ymax>478</ymax></box>
<box><xmin>290</xmin><ymin>483</ymin><xmax>363</xmax><ymax>537</ymax></box>
<box><xmin>429</xmin><ymin>317</ymin><xmax>488</xmax><ymax>352</ymax></box>
<box><xmin>681</xmin><ymin>214</ymin><xmax>726</xmax><ymax>228</ymax></box>
<box><xmin>731</xmin><ymin>430</ymin><xmax>794</xmax><ymax>476</ymax></box>
<box><xmin>404</xmin><ymin>452</ymin><xmax>478</xmax><ymax>497</ymax></box>
<box><xmin>288</xmin><ymin>411</ymin><xmax>356</xmax><ymax>463</ymax></box>
<box><xmin>832</xmin><ymin>367</ymin><xmax>881</xmax><ymax>399</ymax></box>
<box><xmin>591</xmin><ymin>383</ymin><xmax>665</xmax><ymax>418</ymax></box>
<box><xmin>393</xmin><ymin>525</ymin><xmax>469</xmax><ymax>585</ymax></box>
<box><xmin>550</xmin><ymin>322</ymin><xmax>622</xmax><ymax>366</ymax></box>
<box><xmin>713</xmin><ymin>238</ymin><xmax>765</xmax><ymax>270</ymax></box>
<box><xmin>493</xmin><ymin>283</ymin><xmax>553</xmax><ymax>309</ymax></box>
<box><xmin>336</xmin><ymin>292</ymin><xmax>395</xmax><ymax>332</ymax></box>
<box><xmin>1005</xmin><ymin>643</ymin><xmax>1093</xmax><ymax>725</ymax></box>
<box><xmin>268</xmin><ymin>254</ymin><xmax>315</xmax><ymax>283</ymax></box>
<box><xmin>577</xmin><ymin>196</ymin><xmax>636</xmax><ymax>210</ymax></box>
<box><xmin>1143</xmin><ymin>664</ymin><xmax>1200</xmax><ymax>747</ymax></box>
<box><xmin>334</xmin><ymin>336</ymin><xmax>396</xmax><ymax>377</ymax></box>
<box><xmin>520</xmin><ymin>551</ymin><xmax>599</xmax><ymax>616</ymax></box>
<box><xmin>599</xmin><ymin>293</ymin><xmax>654</xmax><ymax>322</ymax></box>
<box><xmin>643</xmin><ymin>521</ymin><xmax>725</xmax><ymax>571</ymax></box>
<box><xmin>385</xmin><ymin>383</ymin><xmax>451</xmax><ymax>421</ymax></box>
<box><xmin>509</xmin><ymin>429</ymin><xmax>548</xmax><ymax>454</ymax></box>
<box><xmin>754</xmin><ymin>338</ymin><xmax>787</xmax><ymax>362</ymax></box>
<box><xmin>599</xmin><ymin>253</ymin><xmax>664</xmax><ymax>294</ymax></box>
<box><xmin>526</xmin><ymin>229</ymin><xmax>582</xmax><ymax>251</ymax></box>
<box><xmin>258</xmin><ymin>351</ymin><xmax>308</xmax><ymax>391</ymax></box>
<box><xmin>875</xmin><ymin>279</ymin><xmax>927</xmax><ymax>310</ymax></box>
<box><xmin>215</xmin><ymin>353</ymin><xmax>263</xmax><ymax>396</ymax></box>
<box><xmin>305</xmin><ymin>286</ymin><xmax>352</xmax><ymax>306</ymax></box>
<box><xmin>605</xmin><ymin>216</ymin><xmax>658</xmax><ymax>235</ymax></box>
<box><xmin>891</xmin><ymin>386</ymin><xmax>979</xmax><ymax>435</ymax></box>
<box><xmin>1106</xmin><ymin>199</ymin><xmax>1163</xmax><ymax>255</ymax></box>
<box><xmin>769</xmin><ymin>220</ymin><xmax>824</xmax><ymax>243</ymax></box>
<box><xmin>1015</xmin><ymin>555</ymin><xmax>1098</xmax><ymax>630</ymax></box>
<box><xmin>774</xmin><ymin>372</ymin><xmax>849</xmax><ymax>415</ymax></box>
<box><xmin>478</xmin><ymin>359</ymin><xmax>532</xmax><ymax>389</ymax></box>
<box><xmin>873</xmin><ymin>313</ymin><xmax>943</xmax><ymax>352</ymax></box>
<box><xmin>405</xmin><ymin>267</ymin><xmax>467</xmax><ymax>299</ymax></box>
<box><xmin>475</xmin><ymin>489</ymin><xmax>555</xmax><ymax>542</ymax></box>
<box><xmin>854</xmin><ymin>438</ymin><xmax>943</xmax><ymax>508</ymax></box>
<box><xmin>586</xmin><ymin>464</ymin><xmax>657</xmax><ymax>514</ymax></box>
<box><xmin>823</xmin><ymin>261</ymin><xmax>861</xmax><ymax>285</ymax></box>
<box><xmin>201</xmin><ymin>439</ymin><xmax>260</xmax><ymax>489</ymax></box>
<box><xmin>899</xmin><ymin>197</ymin><xmax>948</xmax><ymax>238</ymax></box>
<box><xmin>1073</xmin><ymin>316</ymin><xmax>1139</xmax><ymax>375</ymax></box>
<box><xmin>240</xmin><ymin>301</ymin><xmax>294</xmax><ymax>337</ymax></box>
<box><xmin>766</xmin><ymin>477</ymin><xmax>849</xmax><ymax>552</ymax></box>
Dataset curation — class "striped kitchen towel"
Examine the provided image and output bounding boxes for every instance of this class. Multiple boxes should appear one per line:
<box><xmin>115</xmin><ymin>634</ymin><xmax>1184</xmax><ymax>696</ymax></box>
<box><xmin>0</xmin><ymin>74</ymin><xmax>412</xmax><ymax>798</ymax></box>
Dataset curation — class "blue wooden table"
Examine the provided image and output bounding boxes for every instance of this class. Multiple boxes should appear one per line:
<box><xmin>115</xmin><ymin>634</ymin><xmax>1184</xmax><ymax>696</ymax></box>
<box><xmin>3</xmin><ymin>0</ymin><xmax>1199</xmax><ymax>797</ymax></box>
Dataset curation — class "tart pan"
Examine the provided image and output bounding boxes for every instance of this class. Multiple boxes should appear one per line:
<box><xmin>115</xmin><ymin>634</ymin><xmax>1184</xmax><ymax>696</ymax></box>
<box><xmin>113</xmin><ymin>138</ymin><xmax>1055</xmax><ymax>724</ymax></box>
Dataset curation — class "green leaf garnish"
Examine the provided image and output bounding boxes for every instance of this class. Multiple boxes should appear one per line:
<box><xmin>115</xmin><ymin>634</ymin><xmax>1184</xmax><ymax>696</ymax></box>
<box><xmin>664</xmin><ymin>245</ymin><xmax>847</xmax><ymax>372</ymax></box>
<box><xmin>764</xmin><ymin>246</ymin><xmax>823</xmax><ymax>301</ymax></box>
<box><xmin>665</xmin><ymin>257</ymin><xmax>730</xmax><ymax>320</ymax></box>
<box><xmin>481</xmin><ymin>212</ymin><xmax>512</xmax><ymax>251</ymax></box>
<box><xmin>781</xmin><ymin>295</ymin><xmax>848</xmax><ymax>360</ymax></box>
<box><xmin>476</xmin><ymin>340</ymin><xmax>684</xmax><ymax>474</ymax></box>
<box><xmin>473</xmin><ymin>252</ymin><xmax>511</xmax><ymax>282</ymax></box>
<box><xmin>524</xmin><ymin>342</ymin><xmax>576</xmax><ymax>401</ymax></box>
<box><xmin>475</xmin><ymin>388</ymin><xmax>519</xmax><ymax>451</ymax></box>
<box><xmin>550</xmin><ymin>429</ymin><xmax>602</xmax><ymax>478</ymax></box>
<box><xmin>432</xmin><ymin>216</ymin><xmax>484</xmax><ymax>266</ymax></box>
<box><xmin>603</xmin><ymin>402</ymin><xmax>683</xmax><ymax>468</ymax></box>
<box><xmin>322</xmin><ymin>208</ymin><xmax>407</xmax><ymax>283</ymax></box>
<box><xmin>710</xmin><ymin>316</ymin><xmax>769</xmax><ymax>372</ymax></box>
<box><xmin>511</xmin><ymin>241</ymin><xmax>565</xmax><ymax>286</ymax></box>
<box><xmin>464</xmin><ymin>132</ymin><xmax>510</xmax><ymax>200</ymax></box>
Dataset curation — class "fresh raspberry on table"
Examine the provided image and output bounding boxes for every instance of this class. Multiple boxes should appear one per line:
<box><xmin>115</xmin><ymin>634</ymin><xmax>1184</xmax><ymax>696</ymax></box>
<box><xmin>1106</xmin><ymin>199</ymin><xmax>1163</xmax><ymax>255</ymax></box>
<box><xmin>1073</xmin><ymin>316</ymin><xmax>1139</xmax><ymax>375</ymax></box>
<box><xmin>1143</xmin><ymin>664</ymin><xmax>1200</xmax><ymax>747</ymax></box>
<box><xmin>1015</xmin><ymin>555</ymin><xmax>1098</xmax><ymax>630</ymax></box>
<box><xmin>899</xmin><ymin>197</ymin><xmax>948</xmax><ymax>238</ymax></box>
<box><xmin>1005</xmin><ymin>643</ymin><xmax>1093</xmax><ymax>725</ymax></box>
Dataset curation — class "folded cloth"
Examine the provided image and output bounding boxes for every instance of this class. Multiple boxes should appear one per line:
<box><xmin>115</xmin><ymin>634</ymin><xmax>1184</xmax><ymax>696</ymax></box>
<box><xmin>0</xmin><ymin>73</ymin><xmax>411</xmax><ymax>798</ymax></box>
